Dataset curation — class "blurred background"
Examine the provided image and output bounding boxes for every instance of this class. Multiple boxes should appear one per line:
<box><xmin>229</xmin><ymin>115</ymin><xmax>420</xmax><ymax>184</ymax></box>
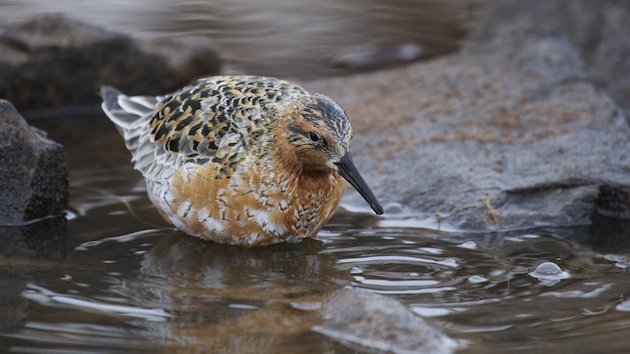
<box><xmin>0</xmin><ymin>0</ymin><xmax>472</xmax><ymax>79</ymax></box>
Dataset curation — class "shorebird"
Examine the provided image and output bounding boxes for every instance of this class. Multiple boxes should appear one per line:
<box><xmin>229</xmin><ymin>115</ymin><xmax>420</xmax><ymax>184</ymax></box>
<box><xmin>101</xmin><ymin>76</ymin><xmax>382</xmax><ymax>247</ymax></box>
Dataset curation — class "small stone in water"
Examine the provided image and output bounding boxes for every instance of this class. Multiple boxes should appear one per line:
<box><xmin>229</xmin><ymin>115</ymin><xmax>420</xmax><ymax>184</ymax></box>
<box><xmin>529</xmin><ymin>261</ymin><xmax>570</xmax><ymax>286</ymax></box>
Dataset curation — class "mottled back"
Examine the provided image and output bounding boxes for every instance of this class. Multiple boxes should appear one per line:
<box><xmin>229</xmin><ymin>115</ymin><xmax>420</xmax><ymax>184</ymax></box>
<box><xmin>150</xmin><ymin>76</ymin><xmax>307</xmax><ymax>167</ymax></box>
<box><xmin>104</xmin><ymin>76</ymin><xmax>308</xmax><ymax>180</ymax></box>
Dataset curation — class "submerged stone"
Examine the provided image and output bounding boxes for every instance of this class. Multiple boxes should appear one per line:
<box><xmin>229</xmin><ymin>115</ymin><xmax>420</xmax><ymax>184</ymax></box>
<box><xmin>315</xmin><ymin>287</ymin><xmax>459</xmax><ymax>354</ymax></box>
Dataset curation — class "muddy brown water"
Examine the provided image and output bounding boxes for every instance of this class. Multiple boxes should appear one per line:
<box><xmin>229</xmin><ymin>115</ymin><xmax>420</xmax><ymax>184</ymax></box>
<box><xmin>3</xmin><ymin>1</ymin><xmax>630</xmax><ymax>353</ymax></box>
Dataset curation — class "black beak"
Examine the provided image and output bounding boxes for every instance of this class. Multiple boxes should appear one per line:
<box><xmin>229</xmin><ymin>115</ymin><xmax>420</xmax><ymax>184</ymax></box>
<box><xmin>335</xmin><ymin>153</ymin><xmax>384</xmax><ymax>215</ymax></box>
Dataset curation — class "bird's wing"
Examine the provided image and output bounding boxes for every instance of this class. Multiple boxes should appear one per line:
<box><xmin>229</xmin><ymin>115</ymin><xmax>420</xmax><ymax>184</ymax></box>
<box><xmin>133</xmin><ymin>76</ymin><xmax>308</xmax><ymax>180</ymax></box>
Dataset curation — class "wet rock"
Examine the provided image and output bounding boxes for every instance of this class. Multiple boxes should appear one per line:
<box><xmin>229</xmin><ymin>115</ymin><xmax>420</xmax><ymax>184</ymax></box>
<box><xmin>306</xmin><ymin>7</ymin><xmax>630</xmax><ymax>231</ymax></box>
<box><xmin>0</xmin><ymin>100</ymin><xmax>68</xmax><ymax>224</ymax></box>
<box><xmin>0</xmin><ymin>14</ymin><xmax>221</xmax><ymax>111</ymax></box>
<box><xmin>315</xmin><ymin>287</ymin><xmax>458</xmax><ymax>354</ymax></box>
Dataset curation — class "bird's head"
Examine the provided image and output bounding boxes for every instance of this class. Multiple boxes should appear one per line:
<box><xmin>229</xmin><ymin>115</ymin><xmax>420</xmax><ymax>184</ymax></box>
<box><xmin>273</xmin><ymin>94</ymin><xmax>383</xmax><ymax>215</ymax></box>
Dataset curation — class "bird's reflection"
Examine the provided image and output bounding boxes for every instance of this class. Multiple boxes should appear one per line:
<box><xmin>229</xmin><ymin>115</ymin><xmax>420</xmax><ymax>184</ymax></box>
<box><xmin>137</xmin><ymin>232</ymin><xmax>350</xmax><ymax>352</ymax></box>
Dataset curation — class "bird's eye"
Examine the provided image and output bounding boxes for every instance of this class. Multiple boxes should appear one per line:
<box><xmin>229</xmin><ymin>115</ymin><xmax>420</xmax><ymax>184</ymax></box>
<box><xmin>308</xmin><ymin>132</ymin><xmax>321</xmax><ymax>143</ymax></box>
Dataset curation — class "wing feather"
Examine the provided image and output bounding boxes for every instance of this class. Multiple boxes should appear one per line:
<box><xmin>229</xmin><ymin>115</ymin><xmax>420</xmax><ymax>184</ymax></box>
<box><xmin>102</xmin><ymin>76</ymin><xmax>308</xmax><ymax>181</ymax></box>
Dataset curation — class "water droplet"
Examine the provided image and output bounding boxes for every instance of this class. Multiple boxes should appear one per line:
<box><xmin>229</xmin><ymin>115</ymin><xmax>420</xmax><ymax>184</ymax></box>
<box><xmin>529</xmin><ymin>262</ymin><xmax>570</xmax><ymax>286</ymax></box>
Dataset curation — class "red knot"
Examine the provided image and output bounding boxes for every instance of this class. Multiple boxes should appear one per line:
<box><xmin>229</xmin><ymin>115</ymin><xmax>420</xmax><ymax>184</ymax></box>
<box><xmin>101</xmin><ymin>76</ymin><xmax>382</xmax><ymax>247</ymax></box>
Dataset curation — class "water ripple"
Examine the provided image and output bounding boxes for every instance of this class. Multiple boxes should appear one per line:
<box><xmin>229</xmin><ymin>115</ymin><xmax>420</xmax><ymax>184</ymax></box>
<box><xmin>338</xmin><ymin>255</ymin><xmax>459</xmax><ymax>268</ymax></box>
<box><xmin>22</xmin><ymin>284</ymin><xmax>171</xmax><ymax>322</ymax></box>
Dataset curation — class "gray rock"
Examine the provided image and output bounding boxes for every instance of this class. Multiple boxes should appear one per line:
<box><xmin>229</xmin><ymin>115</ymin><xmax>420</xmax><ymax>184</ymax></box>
<box><xmin>0</xmin><ymin>100</ymin><xmax>68</xmax><ymax>225</ymax></box>
<box><xmin>472</xmin><ymin>0</ymin><xmax>630</xmax><ymax>123</ymax></box>
<box><xmin>306</xmin><ymin>31</ymin><xmax>630</xmax><ymax>230</ymax></box>
<box><xmin>0</xmin><ymin>14</ymin><xmax>221</xmax><ymax>111</ymax></box>
<box><xmin>314</xmin><ymin>287</ymin><xmax>458</xmax><ymax>354</ymax></box>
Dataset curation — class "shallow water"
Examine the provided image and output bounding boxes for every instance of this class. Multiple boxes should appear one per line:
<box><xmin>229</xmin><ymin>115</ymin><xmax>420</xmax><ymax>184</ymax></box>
<box><xmin>1</xmin><ymin>116</ymin><xmax>630</xmax><ymax>353</ymax></box>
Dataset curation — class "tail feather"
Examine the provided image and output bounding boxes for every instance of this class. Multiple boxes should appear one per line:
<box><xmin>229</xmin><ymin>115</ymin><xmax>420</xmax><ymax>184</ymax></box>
<box><xmin>117</xmin><ymin>96</ymin><xmax>155</xmax><ymax>117</ymax></box>
<box><xmin>100</xmin><ymin>86</ymin><xmax>174</xmax><ymax>181</ymax></box>
<box><xmin>100</xmin><ymin>86</ymin><xmax>158</xmax><ymax>131</ymax></box>
<box><xmin>128</xmin><ymin>95</ymin><xmax>160</xmax><ymax>110</ymax></box>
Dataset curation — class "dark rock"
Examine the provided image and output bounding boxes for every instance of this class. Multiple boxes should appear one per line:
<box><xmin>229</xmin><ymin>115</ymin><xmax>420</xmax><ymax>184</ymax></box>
<box><xmin>314</xmin><ymin>288</ymin><xmax>458</xmax><ymax>354</ymax></box>
<box><xmin>306</xmin><ymin>22</ymin><xmax>630</xmax><ymax>231</ymax></box>
<box><xmin>0</xmin><ymin>14</ymin><xmax>221</xmax><ymax>111</ymax></box>
<box><xmin>0</xmin><ymin>100</ymin><xmax>68</xmax><ymax>225</ymax></box>
<box><xmin>596</xmin><ymin>185</ymin><xmax>630</xmax><ymax>219</ymax></box>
